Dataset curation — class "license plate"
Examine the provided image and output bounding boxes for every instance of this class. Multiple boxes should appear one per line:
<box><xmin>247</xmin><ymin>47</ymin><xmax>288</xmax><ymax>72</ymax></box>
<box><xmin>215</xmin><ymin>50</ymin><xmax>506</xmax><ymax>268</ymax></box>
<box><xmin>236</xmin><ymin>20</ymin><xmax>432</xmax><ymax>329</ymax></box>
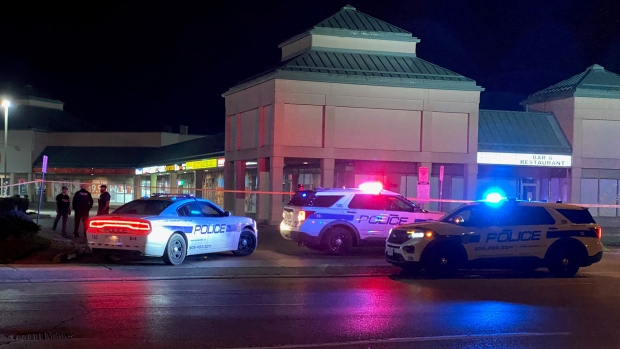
<box><xmin>106</xmin><ymin>236</ymin><xmax>122</xmax><ymax>246</ymax></box>
<box><xmin>387</xmin><ymin>248</ymin><xmax>394</xmax><ymax>256</ymax></box>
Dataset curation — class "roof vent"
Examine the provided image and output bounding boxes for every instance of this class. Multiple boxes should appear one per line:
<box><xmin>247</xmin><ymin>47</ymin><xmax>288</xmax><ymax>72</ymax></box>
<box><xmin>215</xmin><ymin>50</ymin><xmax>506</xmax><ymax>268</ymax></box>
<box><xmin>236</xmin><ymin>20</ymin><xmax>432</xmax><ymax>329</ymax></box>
<box><xmin>589</xmin><ymin>64</ymin><xmax>604</xmax><ymax>71</ymax></box>
<box><xmin>342</xmin><ymin>4</ymin><xmax>356</xmax><ymax>11</ymax></box>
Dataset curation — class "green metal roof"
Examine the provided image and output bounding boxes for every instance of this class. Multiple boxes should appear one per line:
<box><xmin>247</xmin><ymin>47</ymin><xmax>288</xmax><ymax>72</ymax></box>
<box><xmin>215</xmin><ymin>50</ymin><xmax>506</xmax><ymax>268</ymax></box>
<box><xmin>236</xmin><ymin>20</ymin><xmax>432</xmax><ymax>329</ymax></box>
<box><xmin>478</xmin><ymin>110</ymin><xmax>572</xmax><ymax>154</ymax></box>
<box><xmin>225</xmin><ymin>49</ymin><xmax>481</xmax><ymax>95</ymax></box>
<box><xmin>523</xmin><ymin>64</ymin><xmax>620</xmax><ymax>104</ymax></box>
<box><xmin>139</xmin><ymin>134</ymin><xmax>224</xmax><ymax>166</ymax></box>
<box><xmin>33</xmin><ymin>147</ymin><xmax>152</xmax><ymax>168</ymax></box>
<box><xmin>279</xmin><ymin>5</ymin><xmax>415</xmax><ymax>49</ymax></box>
<box><xmin>314</xmin><ymin>5</ymin><xmax>409</xmax><ymax>34</ymax></box>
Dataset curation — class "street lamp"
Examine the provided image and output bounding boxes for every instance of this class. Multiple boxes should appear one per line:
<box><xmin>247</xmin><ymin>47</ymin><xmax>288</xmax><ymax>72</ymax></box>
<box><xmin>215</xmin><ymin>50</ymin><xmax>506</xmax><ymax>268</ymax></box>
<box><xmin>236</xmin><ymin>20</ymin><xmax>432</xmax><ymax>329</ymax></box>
<box><xmin>2</xmin><ymin>100</ymin><xmax>9</xmax><ymax>194</ymax></box>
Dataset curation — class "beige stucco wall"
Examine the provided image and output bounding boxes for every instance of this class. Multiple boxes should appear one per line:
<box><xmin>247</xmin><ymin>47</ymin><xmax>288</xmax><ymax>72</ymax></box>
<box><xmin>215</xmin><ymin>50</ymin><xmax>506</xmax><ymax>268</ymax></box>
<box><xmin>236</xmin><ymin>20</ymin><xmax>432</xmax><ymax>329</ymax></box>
<box><xmin>0</xmin><ymin>130</ymin><xmax>35</xmax><ymax>173</ymax></box>
<box><xmin>226</xmin><ymin>78</ymin><xmax>480</xmax><ymax>164</ymax></box>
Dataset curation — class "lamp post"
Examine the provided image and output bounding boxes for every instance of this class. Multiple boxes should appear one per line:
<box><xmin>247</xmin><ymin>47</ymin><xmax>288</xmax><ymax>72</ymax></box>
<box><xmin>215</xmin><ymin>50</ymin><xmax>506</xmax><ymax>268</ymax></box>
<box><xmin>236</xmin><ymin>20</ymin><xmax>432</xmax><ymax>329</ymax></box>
<box><xmin>1</xmin><ymin>100</ymin><xmax>9</xmax><ymax>195</ymax></box>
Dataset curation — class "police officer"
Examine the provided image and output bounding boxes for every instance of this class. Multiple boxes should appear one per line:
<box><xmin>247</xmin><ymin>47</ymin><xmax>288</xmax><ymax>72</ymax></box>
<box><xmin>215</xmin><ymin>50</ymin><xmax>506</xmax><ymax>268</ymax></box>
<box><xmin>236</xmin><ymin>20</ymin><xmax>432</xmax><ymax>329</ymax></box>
<box><xmin>52</xmin><ymin>186</ymin><xmax>71</xmax><ymax>236</ymax></box>
<box><xmin>97</xmin><ymin>184</ymin><xmax>111</xmax><ymax>215</ymax></box>
<box><xmin>72</xmin><ymin>184</ymin><xmax>93</xmax><ymax>237</ymax></box>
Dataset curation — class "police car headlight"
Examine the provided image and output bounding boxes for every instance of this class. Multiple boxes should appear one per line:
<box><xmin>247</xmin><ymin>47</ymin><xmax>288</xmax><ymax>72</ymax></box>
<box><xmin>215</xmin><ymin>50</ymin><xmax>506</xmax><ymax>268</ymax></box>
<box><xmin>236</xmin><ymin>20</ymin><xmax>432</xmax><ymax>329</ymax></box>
<box><xmin>407</xmin><ymin>230</ymin><xmax>434</xmax><ymax>239</ymax></box>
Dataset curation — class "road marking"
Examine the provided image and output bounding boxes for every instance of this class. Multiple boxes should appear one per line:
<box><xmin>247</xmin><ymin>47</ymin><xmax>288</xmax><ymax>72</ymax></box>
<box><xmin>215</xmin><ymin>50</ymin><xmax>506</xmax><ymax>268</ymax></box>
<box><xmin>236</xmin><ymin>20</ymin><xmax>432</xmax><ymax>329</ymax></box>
<box><xmin>225</xmin><ymin>332</ymin><xmax>571</xmax><ymax>349</ymax></box>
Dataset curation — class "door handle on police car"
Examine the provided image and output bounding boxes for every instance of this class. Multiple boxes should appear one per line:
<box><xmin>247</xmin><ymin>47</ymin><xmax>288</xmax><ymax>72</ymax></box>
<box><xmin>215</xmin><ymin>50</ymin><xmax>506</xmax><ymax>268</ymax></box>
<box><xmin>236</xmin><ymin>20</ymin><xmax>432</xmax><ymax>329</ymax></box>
<box><xmin>347</xmin><ymin>211</ymin><xmax>357</xmax><ymax>214</ymax></box>
<box><xmin>548</xmin><ymin>227</ymin><xmax>558</xmax><ymax>230</ymax></box>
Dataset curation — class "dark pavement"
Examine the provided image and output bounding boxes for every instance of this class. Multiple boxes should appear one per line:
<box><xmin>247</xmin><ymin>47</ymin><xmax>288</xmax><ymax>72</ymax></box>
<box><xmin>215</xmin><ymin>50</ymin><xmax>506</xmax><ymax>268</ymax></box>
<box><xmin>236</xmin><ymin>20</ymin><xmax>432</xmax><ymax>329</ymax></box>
<box><xmin>2</xmin><ymin>265</ymin><xmax>620</xmax><ymax>348</ymax></box>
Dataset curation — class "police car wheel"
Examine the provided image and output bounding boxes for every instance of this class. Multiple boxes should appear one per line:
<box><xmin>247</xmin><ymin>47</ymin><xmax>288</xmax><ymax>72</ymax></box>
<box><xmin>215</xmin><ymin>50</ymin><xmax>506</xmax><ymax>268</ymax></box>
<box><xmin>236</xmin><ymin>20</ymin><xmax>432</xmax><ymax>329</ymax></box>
<box><xmin>162</xmin><ymin>233</ymin><xmax>187</xmax><ymax>266</ymax></box>
<box><xmin>547</xmin><ymin>246</ymin><xmax>581</xmax><ymax>278</ymax></box>
<box><xmin>323</xmin><ymin>227</ymin><xmax>353</xmax><ymax>255</ymax></box>
<box><xmin>423</xmin><ymin>244</ymin><xmax>459</xmax><ymax>277</ymax></box>
<box><xmin>233</xmin><ymin>231</ymin><xmax>256</xmax><ymax>257</ymax></box>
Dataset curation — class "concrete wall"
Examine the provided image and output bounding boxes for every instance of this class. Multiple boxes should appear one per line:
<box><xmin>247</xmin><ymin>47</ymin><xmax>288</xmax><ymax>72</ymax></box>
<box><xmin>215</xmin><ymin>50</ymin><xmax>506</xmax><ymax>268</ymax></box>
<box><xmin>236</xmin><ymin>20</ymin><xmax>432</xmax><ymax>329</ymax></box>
<box><xmin>1</xmin><ymin>130</ymin><xmax>35</xmax><ymax>173</ymax></box>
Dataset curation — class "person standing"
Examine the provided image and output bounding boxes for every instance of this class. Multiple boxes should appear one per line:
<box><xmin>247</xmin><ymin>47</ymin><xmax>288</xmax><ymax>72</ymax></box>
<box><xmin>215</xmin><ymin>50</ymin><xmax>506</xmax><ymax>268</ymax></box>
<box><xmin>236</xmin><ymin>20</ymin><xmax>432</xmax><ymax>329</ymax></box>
<box><xmin>72</xmin><ymin>184</ymin><xmax>93</xmax><ymax>238</ymax></box>
<box><xmin>97</xmin><ymin>184</ymin><xmax>111</xmax><ymax>215</ymax></box>
<box><xmin>52</xmin><ymin>186</ymin><xmax>71</xmax><ymax>236</ymax></box>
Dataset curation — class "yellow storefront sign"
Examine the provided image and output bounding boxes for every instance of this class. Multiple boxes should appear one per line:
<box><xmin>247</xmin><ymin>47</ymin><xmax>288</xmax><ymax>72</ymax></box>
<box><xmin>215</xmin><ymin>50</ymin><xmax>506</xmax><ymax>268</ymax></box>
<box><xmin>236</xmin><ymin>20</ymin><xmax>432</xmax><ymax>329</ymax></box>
<box><xmin>185</xmin><ymin>158</ymin><xmax>218</xmax><ymax>170</ymax></box>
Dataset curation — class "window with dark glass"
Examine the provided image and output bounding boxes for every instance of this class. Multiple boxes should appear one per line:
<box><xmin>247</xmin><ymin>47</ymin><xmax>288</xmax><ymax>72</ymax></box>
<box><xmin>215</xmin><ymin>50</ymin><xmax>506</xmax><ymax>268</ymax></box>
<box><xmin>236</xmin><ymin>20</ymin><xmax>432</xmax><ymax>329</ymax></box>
<box><xmin>556</xmin><ymin>208</ymin><xmax>596</xmax><ymax>224</ymax></box>
<box><xmin>113</xmin><ymin>199</ymin><xmax>174</xmax><ymax>215</ymax></box>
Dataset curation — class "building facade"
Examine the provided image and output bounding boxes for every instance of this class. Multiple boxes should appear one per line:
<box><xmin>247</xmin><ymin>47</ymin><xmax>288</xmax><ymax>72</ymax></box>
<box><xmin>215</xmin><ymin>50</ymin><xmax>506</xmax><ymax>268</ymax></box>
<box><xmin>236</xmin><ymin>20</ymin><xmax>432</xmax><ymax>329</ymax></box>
<box><xmin>223</xmin><ymin>5</ymin><xmax>483</xmax><ymax>224</ymax></box>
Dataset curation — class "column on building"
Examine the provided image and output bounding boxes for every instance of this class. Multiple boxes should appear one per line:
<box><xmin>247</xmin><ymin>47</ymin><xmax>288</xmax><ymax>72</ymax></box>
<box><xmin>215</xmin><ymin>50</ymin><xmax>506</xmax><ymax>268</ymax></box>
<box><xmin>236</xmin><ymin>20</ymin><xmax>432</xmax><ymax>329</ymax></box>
<box><xmin>133</xmin><ymin>176</ymin><xmax>141</xmax><ymax>199</ymax></box>
<box><xmin>169</xmin><ymin>172</ymin><xmax>178</xmax><ymax>194</ymax></box>
<box><xmin>150</xmin><ymin>173</ymin><xmax>157</xmax><ymax>196</ymax></box>
<box><xmin>224</xmin><ymin>161</ymin><xmax>235</xmax><ymax>212</ymax></box>
<box><xmin>420</xmin><ymin>162</ymin><xmax>432</xmax><ymax>210</ymax></box>
<box><xmin>569</xmin><ymin>167</ymin><xmax>580</xmax><ymax>203</ymax></box>
<box><xmin>257</xmin><ymin>158</ymin><xmax>270</xmax><ymax>223</ymax></box>
<box><xmin>234</xmin><ymin>161</ymin><xmax>246</xmax><ymax>216</ymax></box>
<box><xmin>194</xmin><ymin>170</ymin><xmax>205</xmax><ymax>199</ymax></box>
<box><xmin>269</xmin><ymin>156</ymin><xmax>284</xmax><ymax>225</ymax></box>
<box><xmin>464</xmin><ymin>163</ymin><xmax>478</xmax><ymax>201</ymax></box>
<box><xmin>320</xmin><ymin>158</ymin><xmax>335</xmax><ymax>188</ymax></box>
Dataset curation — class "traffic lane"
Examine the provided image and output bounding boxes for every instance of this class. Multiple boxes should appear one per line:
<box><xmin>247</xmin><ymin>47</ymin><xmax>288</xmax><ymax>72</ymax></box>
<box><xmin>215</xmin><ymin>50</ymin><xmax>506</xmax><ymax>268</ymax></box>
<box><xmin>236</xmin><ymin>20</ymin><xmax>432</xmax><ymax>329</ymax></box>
<box><xmin>2</xmin><ymin>274</ymin><xmax>620</xmax><ymax>348</ymax></box>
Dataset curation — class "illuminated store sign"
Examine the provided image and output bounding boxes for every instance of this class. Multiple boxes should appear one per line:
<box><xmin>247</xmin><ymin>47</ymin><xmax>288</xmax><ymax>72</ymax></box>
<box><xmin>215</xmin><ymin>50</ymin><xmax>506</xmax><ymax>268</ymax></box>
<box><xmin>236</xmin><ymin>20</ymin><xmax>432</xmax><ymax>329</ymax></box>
<box><xmin>137</xmin><ymin>157</ymin><xmax>225</xmax><ymax>174</ymax></box>
<box><xmin>477</xmin><ymin>152</ymin><xmax>572</xmax><ymax>167</ymax></box>
<box><xmin>186</xmin><ymin>157</ymin><xmax>225</xmax><ymax>170</ymax></box>
<box><xmin>135</xmin><ymin>165</ymin><xmax>166</xmax><ymax>175</ymax></box>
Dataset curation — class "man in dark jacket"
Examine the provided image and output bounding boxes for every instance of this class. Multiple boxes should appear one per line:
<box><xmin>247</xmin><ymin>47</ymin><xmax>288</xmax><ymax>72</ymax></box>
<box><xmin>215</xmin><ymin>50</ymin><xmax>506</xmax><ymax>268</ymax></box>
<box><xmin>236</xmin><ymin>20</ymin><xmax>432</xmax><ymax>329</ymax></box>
<box><xmin>52</xmin><ymin>186</ymin><xmax>71</xmax><ymax>236</ymax></box>
<box><xmin>72</xmin><ymin>184</ymin><xmax>93</xmax><ymax>238</ymax></box>
<box><xmin>97</xmin><ymin>184</ymin><xmax>111</xmax><ymax>215</ymax></box>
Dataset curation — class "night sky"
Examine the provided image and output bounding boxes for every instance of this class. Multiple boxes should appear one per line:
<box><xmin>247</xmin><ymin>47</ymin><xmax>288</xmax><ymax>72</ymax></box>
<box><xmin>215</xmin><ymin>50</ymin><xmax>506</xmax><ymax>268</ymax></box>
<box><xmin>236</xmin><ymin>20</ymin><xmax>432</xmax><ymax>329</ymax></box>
<box><xmin>0</xmin><ymin>0</ymin><xmax>618</xmax><ymax>135</ymax></box>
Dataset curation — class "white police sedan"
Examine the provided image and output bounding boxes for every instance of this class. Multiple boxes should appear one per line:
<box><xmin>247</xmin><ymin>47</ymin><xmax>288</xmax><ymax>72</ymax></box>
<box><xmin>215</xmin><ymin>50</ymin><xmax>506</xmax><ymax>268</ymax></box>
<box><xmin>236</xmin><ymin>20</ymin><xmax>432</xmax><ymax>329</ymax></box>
<box><xmin>86</xmin><ymin>194</ymin><xmax>258</xmax><ymax>265</ymax></box>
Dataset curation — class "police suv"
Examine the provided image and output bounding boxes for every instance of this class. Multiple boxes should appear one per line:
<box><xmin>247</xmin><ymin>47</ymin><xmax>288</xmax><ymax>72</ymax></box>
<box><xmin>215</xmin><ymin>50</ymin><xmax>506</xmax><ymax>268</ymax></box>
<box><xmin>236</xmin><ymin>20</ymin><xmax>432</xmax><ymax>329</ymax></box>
<box><xmin>385</xmin><ymin>198</ymin><xmax>604</xmax><ymax>277</ymax></box>
<box><xmin>86</xmin><ymin>194</ymin><xmax>258</xmax><ymax>265</ymax></box>
<box><xmin>280</xmin><ymin>183</ymin><xmax>445</xmax><ymax>254</ymax></box>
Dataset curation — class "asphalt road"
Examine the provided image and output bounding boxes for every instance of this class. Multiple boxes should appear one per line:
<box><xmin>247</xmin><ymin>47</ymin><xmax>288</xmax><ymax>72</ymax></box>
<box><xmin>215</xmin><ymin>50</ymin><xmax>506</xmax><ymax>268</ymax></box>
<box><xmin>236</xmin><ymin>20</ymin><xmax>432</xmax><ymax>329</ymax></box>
<box><xmin>2</xmin><ymin>266</ymin><xmax>620</xmax><ymax>349</ymax></box>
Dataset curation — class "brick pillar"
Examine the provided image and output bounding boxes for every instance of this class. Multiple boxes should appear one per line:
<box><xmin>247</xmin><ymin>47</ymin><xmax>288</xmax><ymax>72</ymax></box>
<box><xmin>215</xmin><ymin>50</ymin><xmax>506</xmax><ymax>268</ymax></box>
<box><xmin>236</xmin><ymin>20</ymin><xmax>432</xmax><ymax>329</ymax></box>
<box><xmin>321</xmin><ymin>158</ymin><xmax>335</xmax><ymax>188</ymax></box>
<box><xmin>234</xmin><ymin>161</ymin><xmax>246</xmax><ymax>217</ymax></box>
<box><xmin>257</xmin><ymin>158</ymin><xmax>270</xmax><ymax>223</ymax></box>
<box><xmin>269</xmin><ymin>156</ymin><xmax>284</xmax><ymax>225</ymax></box>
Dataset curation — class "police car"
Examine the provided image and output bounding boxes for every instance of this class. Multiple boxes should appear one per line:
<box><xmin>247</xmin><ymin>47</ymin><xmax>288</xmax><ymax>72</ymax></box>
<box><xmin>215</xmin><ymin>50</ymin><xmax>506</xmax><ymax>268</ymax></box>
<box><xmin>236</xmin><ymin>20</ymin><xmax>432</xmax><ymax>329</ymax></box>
<box><xmin>385</xmin><ymin>195</ymin><xmax>604</xmax><ymax>277</ymax></box>
<box><xmin>86</xmin><ymin>194</ymin><xmax>258</xmax><ymax>265</ymax></box>
<box><xmin>280</xmin><ymin>182</ymin><xmax>445</xmax><ymax>254</ymax></box>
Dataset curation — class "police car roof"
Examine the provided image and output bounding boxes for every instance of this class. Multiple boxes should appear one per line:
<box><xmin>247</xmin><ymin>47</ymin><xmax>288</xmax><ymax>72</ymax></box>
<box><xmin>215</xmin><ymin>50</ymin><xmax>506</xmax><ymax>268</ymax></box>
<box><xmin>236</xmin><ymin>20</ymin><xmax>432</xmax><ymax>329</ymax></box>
<box><xmin>473</xmin><ymin>199</ymin><xmax>588</xmax><ymax>210</ymax></box>
<box><xmin>144</xmin><ymin>194</ymin><xmax>196</xmax><ymax>201</ymax></box>
<box><xmin>314</xmin><ymin>188</ymin><xmax>401</xmax><ymax>196</ymax></box>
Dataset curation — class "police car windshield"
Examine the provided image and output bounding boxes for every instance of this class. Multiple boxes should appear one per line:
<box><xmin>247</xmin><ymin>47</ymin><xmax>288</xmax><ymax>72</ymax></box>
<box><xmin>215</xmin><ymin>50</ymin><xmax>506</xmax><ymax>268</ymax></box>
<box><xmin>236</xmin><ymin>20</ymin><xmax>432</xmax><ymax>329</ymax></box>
<box><xmin>113</xmin><ymin>200</ymin><xmax>175</xmax><ymax>215</ymax></box>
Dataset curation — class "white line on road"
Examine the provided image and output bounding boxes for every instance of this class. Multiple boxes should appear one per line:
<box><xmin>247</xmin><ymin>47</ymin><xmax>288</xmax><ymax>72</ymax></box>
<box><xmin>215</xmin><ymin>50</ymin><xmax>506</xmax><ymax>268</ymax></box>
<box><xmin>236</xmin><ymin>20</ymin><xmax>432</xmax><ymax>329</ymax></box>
<box><xmin>225</xmin><ymin>332</ymin><xmax>571</xmax><ymax>349</ymax></box>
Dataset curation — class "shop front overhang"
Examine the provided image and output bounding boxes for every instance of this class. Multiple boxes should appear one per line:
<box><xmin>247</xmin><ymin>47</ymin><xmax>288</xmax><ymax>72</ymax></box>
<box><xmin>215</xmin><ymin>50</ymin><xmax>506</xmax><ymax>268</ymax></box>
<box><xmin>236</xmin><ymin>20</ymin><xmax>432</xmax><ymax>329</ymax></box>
<box><xmin>32</xmin><ymin>167</ymin><xmax>135</xmax><ymax>175</ymax></box>
<box><xmin>477</xmin><ymin>152</ymin><xmax>572</xmax><ymax>167</ymax></box>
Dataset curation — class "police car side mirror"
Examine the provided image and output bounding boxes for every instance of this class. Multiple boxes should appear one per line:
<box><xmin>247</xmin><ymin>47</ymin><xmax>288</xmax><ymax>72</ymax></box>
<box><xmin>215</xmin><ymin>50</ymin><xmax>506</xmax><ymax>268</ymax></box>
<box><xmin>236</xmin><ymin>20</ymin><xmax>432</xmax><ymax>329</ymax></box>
<box><xmin>224</xmin><ymin>211</ymin><xmax>231</xmax><ymax>217</ymax></box>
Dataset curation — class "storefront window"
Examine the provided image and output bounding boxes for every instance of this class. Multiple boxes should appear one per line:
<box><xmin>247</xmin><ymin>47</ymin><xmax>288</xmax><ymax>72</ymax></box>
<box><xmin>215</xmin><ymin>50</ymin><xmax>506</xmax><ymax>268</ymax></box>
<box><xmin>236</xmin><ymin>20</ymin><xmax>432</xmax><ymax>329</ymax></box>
<box><xmin>177</xmin><ymin>173</ymin><xmax>194</xmax><ymax>195</ymax></box>
<box><xmin>140</xmin><ymin>178</ymin><xmax>151</xmax><ymax>198</ymax></box>
<box><xmin>204</xmin><ymin>171</ymin><xmax>224</xmax><ymax>207</ymax></box>
<box><xmin>245</xmin><ymin>169</ymin><xmax>258</xmax><ymax>213</ymax></box>
<box><xmin>156</xmin><ymin>174</ymin><xmax>170</xmax><ymax>194</ymax></box>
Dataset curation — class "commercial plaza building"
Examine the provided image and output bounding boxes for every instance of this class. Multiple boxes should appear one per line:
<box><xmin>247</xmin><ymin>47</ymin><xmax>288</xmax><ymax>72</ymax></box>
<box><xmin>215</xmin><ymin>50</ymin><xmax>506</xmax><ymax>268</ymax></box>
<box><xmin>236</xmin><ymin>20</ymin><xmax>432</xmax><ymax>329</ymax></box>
<box><xmin>222</xmin><ymin>5</ymin><xmax>620</xmax><ymax>224</ymax></box>
<box><xmin>6</xmin><ymin>5</ymin><xmax>620</xmax><ymax>225</ymax></box>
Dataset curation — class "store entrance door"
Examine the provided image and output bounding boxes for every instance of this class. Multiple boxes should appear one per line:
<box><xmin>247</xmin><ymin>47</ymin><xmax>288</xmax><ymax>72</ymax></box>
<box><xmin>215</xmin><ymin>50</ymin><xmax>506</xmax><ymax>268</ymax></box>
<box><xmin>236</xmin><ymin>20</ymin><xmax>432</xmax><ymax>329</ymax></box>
<box><xmin>521</xmin><ymin>181</ymin><xmax>538</xmax><ymax>201</ymax></box>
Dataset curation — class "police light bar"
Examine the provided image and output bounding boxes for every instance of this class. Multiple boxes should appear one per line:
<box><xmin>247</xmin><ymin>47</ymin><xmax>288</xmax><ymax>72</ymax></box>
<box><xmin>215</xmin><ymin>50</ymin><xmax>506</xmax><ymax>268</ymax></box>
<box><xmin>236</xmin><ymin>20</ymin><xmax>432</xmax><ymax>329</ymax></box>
<box><xmin>359</xmin><ymin>181</ymin><xmax>383</xmax><ymax>194</ymax></box>
<box><xmin>151</xmin><ymin>193</ymin><xmax>194</xmax><ymax>198</ymax></box>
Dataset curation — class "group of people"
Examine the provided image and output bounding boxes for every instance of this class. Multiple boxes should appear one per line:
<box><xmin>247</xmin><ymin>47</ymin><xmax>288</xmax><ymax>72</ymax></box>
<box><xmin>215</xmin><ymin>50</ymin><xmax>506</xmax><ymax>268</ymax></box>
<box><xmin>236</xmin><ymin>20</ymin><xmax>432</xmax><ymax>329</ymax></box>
<box><xmin>52</xmin><ymin>184</ymin><xmax>111</xmax><ymax>237</ymax></box>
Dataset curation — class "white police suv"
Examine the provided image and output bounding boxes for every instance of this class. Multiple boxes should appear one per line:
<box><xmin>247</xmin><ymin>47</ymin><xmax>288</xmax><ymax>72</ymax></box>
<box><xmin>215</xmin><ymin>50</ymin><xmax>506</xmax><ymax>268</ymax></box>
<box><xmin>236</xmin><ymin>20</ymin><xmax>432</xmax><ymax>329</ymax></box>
<box><xmin>86</xmin><ymin>194</ymin><xmax>258</xmax><ymax>265</ymax></box>
<box><xmin>385</xmin><ymin>197</ymin><xmax>604</xmax><ymax>277</ymax></box>
<box><xmin>280</xmin><ymin>182</ymin><xmax>445</xmax><ymax>254</ymax></box>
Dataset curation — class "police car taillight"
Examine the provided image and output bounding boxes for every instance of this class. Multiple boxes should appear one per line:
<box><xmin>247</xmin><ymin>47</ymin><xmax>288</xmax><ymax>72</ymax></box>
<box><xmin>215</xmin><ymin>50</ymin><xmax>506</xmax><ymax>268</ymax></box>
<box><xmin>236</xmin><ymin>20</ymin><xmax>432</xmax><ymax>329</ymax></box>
<box><xmin>88</xmin><ymin>218</ymin><xmax>152</xmax><ymax>235</ymax></box>
<box><xmin>298</xmin><ymin>210</ymin><xmax>315</xmax><ymax>222</ymax></box>
<box><xmin>595</xmin><ymin>226</ymin><xmax>602</xmax><ymax>239</ymax></box>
